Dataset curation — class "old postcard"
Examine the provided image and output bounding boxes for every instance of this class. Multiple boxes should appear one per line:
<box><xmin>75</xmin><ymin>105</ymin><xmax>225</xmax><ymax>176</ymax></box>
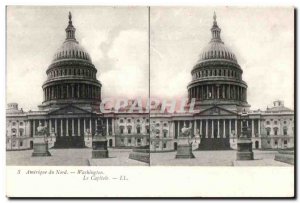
<box><xmin>5</xmin><ymin>6</ymin><xmax>295</xmax><ymax>197</ymax></box>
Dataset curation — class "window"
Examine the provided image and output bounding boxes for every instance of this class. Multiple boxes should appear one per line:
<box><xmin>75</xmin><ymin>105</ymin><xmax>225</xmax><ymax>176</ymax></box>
<box><xmin>19</xmin><ymin>122</ymin><xmax>23</xmax><ymax>126</ymax></box>
<box><xmin>163</xmin><ymin>143</ymin><xmax>167</xmax><ymax>148</ymax></box>
<box><xmin>121</xmin><ymin>139</ymin><xmax>124</xmax><ymax>143</ymax></box>
<box><xmin>11</xmin><ymin>129</ymin><xmax>16</xmax><ymax>135</ymax></box>
<box><xmin>128</xmin><ymin>139</ymin><xmax>131</xmax><ymax>144</ymax></box>
<box><xmin>284</xmin><ymin>121</ymin><xmax>287</xmax><ymax>124</ymax></box>
<box><xmin>266</xmin><ymin>121</ymin><xmax>270</xmax><ymax>125</ymax></box>
<box><xmin>120</xmin><ymin>127</ymin><xmax>124</xmax><ymax>134</ymax></box>
<box><xmin>137</xmin><ymin>127</ymin><xmax>141</xmax><ymax>134</ymax></box>
<box><xmin>19</xmin><ymin>129</ymin><xmax>24</xmax><ymax>136</ymax></box>
<box><xmin>274</xmin><ymin>121</ymin><xmax>278</xmax><ymax>125</ymax></box>
<box><xmin>266</xmin><ymin>128</ymin><xmax>270</xmax><ymax>136</ymax></box>
<box><xmin>12</xmin><ymin>122</ymin><xmax>16</xmax><ymax>126</ymax></box>
<box><xmin>163</xmin><ymin>123</ymin><xmax>167</xmax><ymax>127</ymax></box>
<box><xmin>128</xmin><ymin>128</ymin><xmax>131</xmax><ymax>134</ymax></box>
<box><xmin>274</xmin><ymin>128</ymin><xmax>278</xmax><ymax>136</ymax></box>
<box><xmin>267</xmin><ymin>141</ymin><xmax>270</xmax><ymax>144</ymax></box>
<box><xmin>275</xmin><ymin>141</ymin><xmax>278</xmax><ymax>145</ymax></box>
<box><xmin>146</xmin><ymin>128</ymin><xmax>150</xmax><ymax>134</ymax></box>
<box><xmin>284</xmin><ymin>128</ymin><xmax>288</xmax><ymax>136</ymax></box>
<box><xmin>128</xmin><ymin>119</ymin><xmax>131</xmax><ymax>123</ymax></box>
<box><xmin>120</xmin><ymin>119</ymin><xmax>123</xmax><ymax>123</ymax></box>
<box><xmin>19</xmin><ymin>141</ymin><xmax>23</xmax><ymax>147</ymax></box>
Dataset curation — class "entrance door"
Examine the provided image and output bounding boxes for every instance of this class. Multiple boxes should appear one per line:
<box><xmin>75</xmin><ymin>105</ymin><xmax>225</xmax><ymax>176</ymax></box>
<box><xmin>109</xmin><ymin>139</ymin><xmax>113</xmax><ymax>147</ymax></box>
<box><xmin>255</xmin><ymin>141</ymin><xmax>259</xmax><ymax>149</ymax></box>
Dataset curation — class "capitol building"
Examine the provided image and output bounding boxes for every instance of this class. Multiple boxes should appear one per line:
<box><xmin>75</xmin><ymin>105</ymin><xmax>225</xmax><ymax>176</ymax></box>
<box><xmin>6</xmin><ymin>13</ymin><xmax>294</xmax><ymax>152</ymax></box>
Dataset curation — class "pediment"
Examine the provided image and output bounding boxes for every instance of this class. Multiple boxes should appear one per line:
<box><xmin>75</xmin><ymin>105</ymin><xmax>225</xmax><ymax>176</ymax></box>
<box><xmin>48</xmin><ymin>105</ymin><xmax>92</xmax><ymax>115</ymax></box>
<box><xmin>198</xmin><ymin>106</ymin><xmax>237</xmax><ymax>116</ymax></box>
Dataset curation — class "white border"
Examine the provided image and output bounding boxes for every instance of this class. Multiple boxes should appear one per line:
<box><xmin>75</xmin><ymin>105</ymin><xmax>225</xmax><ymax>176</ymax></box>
<box><xmin>1</xmin><ymin>0</ymin><xmax>298</xmax><ymax>201</ymax></box>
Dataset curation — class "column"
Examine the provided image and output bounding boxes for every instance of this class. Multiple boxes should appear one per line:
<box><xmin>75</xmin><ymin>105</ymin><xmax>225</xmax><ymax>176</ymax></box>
<box><xmin>252</xmin><ymin>119</ymin><xmax>254</xmax><ymax>138</ymax></box>
<box><xmin>95</xmin><ymin>119</ymin><xmax>97</xmax><ymax>131</ymax></box>
<box><xmin>82</xmin><ymin>84</ymin><xmax>85</xmax><ymax>98</ymax></box>
<box><xmin>55</xmin><ymin>119</ymin><xmax>57</xmax><ymax>134</ymax></box>
<box><xmin>258</xmin><ymin>119</ymin><xmax>261</xmax><ymax>137</ymax></box>
<box><xmin>51</xmin><ymin>86</ymin><xmax>54</xmax><ymax>99</ymax></box>
<box><xmin>77</xmin><ymin>84</ymin><xmax>80</xmax><ymax>98</ymax></box>
<box><xmin>222</xmin><ymin>85</ymin><xmax>225</xmax><ymax>99</ymax></box>
<box><xmin>72</xmin><ymin>118</ymin><xmax>74</xmax><ymax>136</ymax></box>
<box><xmin>211</xmin><ymin>120</ymin><xmax>214</xmax><ymax>138</ymax></box>
<box><xmin>84</xmin><ymin>118</ymin><xmax>86</xmax><ymax>135</ymax></box>
<box><xmin>49</xmin><ymin>119</ymin><xmax>52</xmax><ymax>134</ymax></box>
<box><xmin>200</xmin><ymin>120</ymin><xmax>202</xmax><ymax>137</ymax></box>
<box><xmin>60</xmin><ymin>84</ymin><xmax>63</xmax><ymax>99</ymax></box>
<box><xmin>235</xmin><ymin>119</ymin><xmax>237</xmax><ymax>136</ymax></box>
<box><xmin>60</xmin><ymin>119</ymin><xmax>63</xmax><ymax>137</ymax></box>
<box><xmin>217</xmin><ymin>120</ymin><xmax>220</xmax><ymax>138</ymax></box>
<box><xmin>205</xmin><ymin>120</ymin><xmax>208</xmax><ymax>138</ymax></box>
<box><xmin>177</xmin><ymin>121</ymin><xmax>180</xmax><ymax>137</ymax></box>
<box><xmin>71</xmin><ymin>84</ymin><xmax>74</xmax><ymax>98</ymax></box>
<box><xmin>206</xmin><ymin>85</ymin><xmax>209</xmax><ymax>98</ymax></box>
<box><xmin>106</xmin><ymin>118</ymin><xmax>109</xmax><ymax>135</ymax></box>
<box><xmin>229</xmin><ymin>119</ymin><xmax>232</xmax><ymax>137</ymax></box>
<box><xmin>223</xmin><ymin>119</ymin><xmax>226</xmax><ymax>138</ymax></box>
<box><xmin>89</xmin><ymin>118</ymin><xmax>92</xmax><ymax>134</ymax></box>
<box><xmin>33</xmin><ymin>120</ymin><xmax>36</xmax><ymax>136</ymax></box>
<box><xmin>112</xmin><ymin>118</ymin><xmax>115</xmax><ymax>135</ymax></box>
<box><xmin>66</xmin><ymin>84</ymin><xmax>69</xmax><ymax>98</ymax></box>
<box><xmin>66</xmin><ymin>119</ymin><xmax>69</xmax><ymax>136</ymax></box>
<box><xmin>194</xmin><ymin>120</ymin><xmax>197</xmax><ymax>135</ymax></box>
<box><xmin>78</xmin><ymin>118</ymin><xmax>80</xmax><ymax>136</ymax></box>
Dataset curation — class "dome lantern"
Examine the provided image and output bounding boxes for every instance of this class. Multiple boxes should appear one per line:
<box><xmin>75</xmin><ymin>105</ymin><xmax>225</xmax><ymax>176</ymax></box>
<box><xmin>210</xmin><ymin>12</ymin><xmax>223</xmax><ymax>43</ymax></box>
<box><xmin>65</xmin><ymin>12</ymin><xmax>76</xmax><ymax>41</ymax></box>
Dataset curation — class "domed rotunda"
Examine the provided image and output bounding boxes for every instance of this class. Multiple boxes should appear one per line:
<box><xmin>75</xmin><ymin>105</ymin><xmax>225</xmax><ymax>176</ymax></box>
<box><xmin>187</xmin><ymin>13</ymin><xmax>250</xmax><ymax>112</ymax></box>
<box><xmin>39</xmin><ymin>12</ymin><xmax>102</xmax><ymax>112</ymax></box>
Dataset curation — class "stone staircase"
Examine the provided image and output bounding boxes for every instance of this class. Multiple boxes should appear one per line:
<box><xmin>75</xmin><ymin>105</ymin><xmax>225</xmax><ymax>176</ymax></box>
<box><xmin>53</xmin><ymin>136</ymin><xmax>86</xmax><ymax>148</ymax></box>
<box><xmin>197</xmin><ymin>137</ymin><xmax>232</xmax><ymax>150</ymax></box>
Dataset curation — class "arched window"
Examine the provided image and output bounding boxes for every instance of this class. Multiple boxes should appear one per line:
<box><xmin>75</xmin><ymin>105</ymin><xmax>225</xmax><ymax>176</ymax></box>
<box><xmin>19</xmin><ymin>128</ymin><xmax>24</xmax><ymax>136</ymax></box>
<box><xmin>137</xmin><ymin>126</ymin><xmax>141</xmax><ymax>134</ymax></box>
<box><xmin>283</xmin><ymin>127</ymin><xmax>288</xmax><ymax>136</ymax></box>
<box><xmin>266</xmin><ymin>128</ymin><xmax>271</xmax><ymax>136</ymax></box>
<box><xmin>127</xmin><ymin>126</ymin><xmax>132</xmax><ymax>134</ymax></box>
<box><xmin>119</xmin><ymin>126</ymin><xmax>124</xmax><ymax>134</ymax></box>
<box><xmin>274</xmin><ymin>127</ymin><xmax>278</xmax><ymax>136</ymax></box>
<box><xmin>11</xmin><ymin>128</ymin><xmax>16</xmax><ymax>136</ymax></box>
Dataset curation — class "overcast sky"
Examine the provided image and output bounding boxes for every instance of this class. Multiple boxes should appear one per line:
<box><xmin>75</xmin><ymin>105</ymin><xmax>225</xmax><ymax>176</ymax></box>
<box><xmin>7</xmin><ymin>6</ymin><xmax>294</xmax><ymax>111</ymax></box>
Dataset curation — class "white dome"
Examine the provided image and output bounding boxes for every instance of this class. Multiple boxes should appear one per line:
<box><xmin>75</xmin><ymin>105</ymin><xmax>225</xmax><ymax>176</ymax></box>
<box><xmin>198</xmin><ymin>41</ymin><xmax>237</xmax><ymax>63</ymax></box>
<box><xmin>52</xmin><ymin>40</ymin><xmax>92</xmax><ymax>62</ymax></box>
